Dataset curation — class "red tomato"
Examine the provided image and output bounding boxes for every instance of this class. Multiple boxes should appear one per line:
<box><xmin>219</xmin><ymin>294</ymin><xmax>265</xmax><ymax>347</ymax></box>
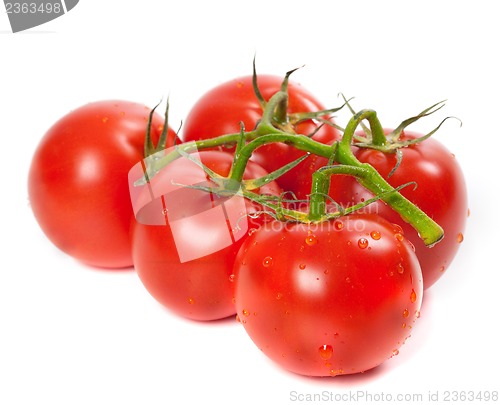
<box><xmin>329</xmin><ymin>130</ymin><xmax>468</xmax><ymax>289</ymax></box>
<box><xmin>130</xmin><ymin>150</ymin><xmax>281</xmax><ymax>321</ymax></box>
<box><xmin>233</xmin><ymin>214</ymin><xmax>422</xmax><ymax>376</ymax></box>
<box><xmin>182</xmin><ymin>75</ymin><xmax>340</xmax><ymax>196</ymax></box>
<box><xmin>28</xmin><ymin>100</ymin><xmax>176</xmax><ymax>269</ymax></box>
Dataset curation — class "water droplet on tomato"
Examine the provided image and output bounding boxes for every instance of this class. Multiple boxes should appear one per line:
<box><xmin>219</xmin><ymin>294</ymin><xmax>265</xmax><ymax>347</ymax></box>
<box><xmin>457</xmin><ymin>233</ymin><xmax>464</xmax><ymax>243</ymax></box>
<box><xmin>334</xmin><ymin>221</ymin><xmax>344</xmax><ymax>231</ymax></box>
<box><xmin>407</xmin><ymin>239</ymin><xmax>416</xmax><ymax>252</ymax></box>
<box><xmin>358</xmin><ymin>238</ymin><xmax>369</xmax><ymax>249</ymax></box>
<box><xmin>188</xmin><ymin>298</ymin><xmax>195</xmax><ymax>305</ymax></box>
<box><xmin>101</xmin><ymin>117</ymin><xmax>109</xmax><ymax>124</ymax></box>
<box><xmin>416</xmin><ymin>310</ymin><xmax>421</xmax><ymax>318</ymax></box>
<box><xmin>242</xmin><ymin>309</ymin><xmax>250</xmax><ymax>317</ymax></box>
<box><xmin>262</xmin><ymin>256</ymin><xmax>273</xmax><ymax>268</ymax></box>
<box><xmin>394</xmin><ymin>233</ymin><xmax>404</xmax><ymax>242</ymax></box>
<box><xmin>397</xmin><ymin>263</ymin><xmax>405</xmax><ymax>274</ymax></box>
<box><xmin>329</xmin><ymin>368</ymin><xmax>344</xmax><ymax>377</ymax></box>
<box><xmin>410</xmin><ymin>289</ymin><xmax>417</xmax><ymax>303</ymax></box>
<box><xmin>305</xmin><ymin>231</ymin><xmax>317</xmax><ymax>246</ymax></box>
<box><xmin>318</xmin><ymin>344</ymin><xmax>334</xmax><ymax>360</ymax></box>
<box><xmin>403</xmin><ymin>308</ymin><xmax>410</xmax><ymax>318</ymax></box>
<box><xmin>392</xmin><ymin>349</ymin><xmax>400</xmax><ymax>357</ymax></box>
<box><xmin>345</xmin><ymin>277</ymin><xmax>351</xmax><ymax>283</ymax></box>
<box><xmin>228</xmin><ymin>274</ymin><xmax>235</xmax><ymax>282</ymax></box>
<box><xmin>276</xmin><ymin>292</ymin><xmax>283</xmax><ymax>300</ymax></box>
<box><xmin>393</xmin><ymin>224</ymin><xmax>404</xmax><ymax>234</ymax></box>
<box><xmin>370</xmin><ymin>230</ymin><xmax>381</xmax><ymax>240</ymax></box>
<box><xmin>299</xmin><ymin>263</ymin><xmax>306</xmax><ymax>270</ymax></box>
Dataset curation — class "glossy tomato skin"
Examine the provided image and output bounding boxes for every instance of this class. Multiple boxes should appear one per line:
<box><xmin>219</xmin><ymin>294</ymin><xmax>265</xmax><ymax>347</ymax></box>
<box><xmin>328</xmin><ymin>131</ymin><xmax>468</xmax><ymax>289</ymax></box>
<box><xmin>130</xmin><ymin>151</ymin><xmax>281</xmax><ymax>321</ymax></box>
<box><xmin>182</xmin><ymin>75</ymin><xmax>340</xmax><ymax>196</ymax></box>
<box><xmin>28</xmin><ymin>100</ymin><xmax>176</xmax><ymax>269</ymax></box>
<box><xmin>233</xmin><ymin>214</ymin><xmax>422</xmax><ymax>377</ymax></box>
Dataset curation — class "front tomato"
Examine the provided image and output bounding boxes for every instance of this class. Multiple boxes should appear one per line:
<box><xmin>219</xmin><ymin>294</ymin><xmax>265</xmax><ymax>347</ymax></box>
<box><xmin>28</xmin><ymin>100</ymin><xmax>176</xmax><ymax>268</ymax></box>
<box><xmin>182</xmin><ymin>74</ymin><xmax>340</xmax><ymax>196</ymax></box>
<box><xmin>130</xmin><ymin>150</ymin><xmax>281</xmax><ymax>321</ymax></box>
<box><xmin>233</xmin><ymin>214</ymin><xmax>422</xmax><ymax>376</ymax></box>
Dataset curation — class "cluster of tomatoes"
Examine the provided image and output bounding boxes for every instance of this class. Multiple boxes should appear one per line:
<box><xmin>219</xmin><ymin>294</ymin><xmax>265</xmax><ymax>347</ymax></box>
<box><xmin>28</xmin><ymin>71</ymin><xmax>468</xmax><ymax>377</ymax></box>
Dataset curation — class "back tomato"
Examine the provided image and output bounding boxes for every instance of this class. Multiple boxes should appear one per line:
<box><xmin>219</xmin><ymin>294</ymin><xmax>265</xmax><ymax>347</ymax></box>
<box><xmin>182</xmin><ymin>75</ymin><xmax>340</xmax><ymax>196</ymax></box>
<box><xmin>329</xmin><ymin>131</ymin><xmax>468</xmax><ymax>289</ymax></box>
<box><xmin>233</xmin><ymin>214</ymin><xmax>422</xmax><ymax>376</ymax></box>
<box><xmin>130</xmin><ymin>150</ymin><xmax>281</xmax><ymax>321</ymax></box>
<box><xmin>28</xmin><ymin>100</ymin><xmax>176</xmax><ymax>268</ymax></box>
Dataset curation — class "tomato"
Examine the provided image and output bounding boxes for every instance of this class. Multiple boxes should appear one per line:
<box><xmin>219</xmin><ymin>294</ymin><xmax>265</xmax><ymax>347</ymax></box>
<box><xmin>181</xmin><ymin>75</ymin><xmax>340</xmax><ymax>196</ymax></box>
<box><xmin>233</xmin><ymin>213</ymin><xmax>422</xmax><ymax>376</ymax></box>
<box><xmin>28</xmin><ymin>100</ymin><xmax>177</xmax><ymax>269</ymax></box>
<box><xmin>129</xmin><ymin>150</ymin><xmax>281</xmax><ymax>321</ymax></box>
<box><xmin>328</xmin><ymin>130</ymin><xmax>468</xmax><ymax>289</ymax></box>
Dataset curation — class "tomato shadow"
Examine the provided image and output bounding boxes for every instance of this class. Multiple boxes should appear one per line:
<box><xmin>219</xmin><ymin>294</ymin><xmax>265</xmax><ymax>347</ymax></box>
<box><xmin>78</xmin><ymin>261</ymin><xmax>135</xmax><ymax>273</ymax></box>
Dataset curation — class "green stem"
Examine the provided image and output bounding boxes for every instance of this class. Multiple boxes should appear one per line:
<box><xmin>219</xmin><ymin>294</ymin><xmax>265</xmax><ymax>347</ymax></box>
<box><xmin>341</xmin><ymin>109</ymin><xmax>386</xmax><ymax>148</ymax></box>
<box><xmin>334</xmin><ymin>111</ymin><xmax>443</xmax><ymax>246</ymax></box>
<box><xmin>229</xmin><ymin>133</ymin><xmax>334</xmax><ymax>184</ymax></box>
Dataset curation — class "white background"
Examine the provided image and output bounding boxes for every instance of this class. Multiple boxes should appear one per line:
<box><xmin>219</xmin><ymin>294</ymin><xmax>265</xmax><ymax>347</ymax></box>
<box><xmin>1</xmin><ymin>1</ymin><xmax>499</xmax><ymax>404</ymax></box>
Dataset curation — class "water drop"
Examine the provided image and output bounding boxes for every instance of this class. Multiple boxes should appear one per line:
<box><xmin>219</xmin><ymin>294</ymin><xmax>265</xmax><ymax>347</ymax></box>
<box><xmin>397</xmin><ymin>263</ymin><xmax>405</xmax><ymax>274</ymax></box>
<box><xmin>334</xmin><ymin>221</ymin><xmax>344</xmax><ymax>231</ymax></box>
<box><xmin>276</xmin><ymin>292</ymin><xmax>283</xmax><ymax>300</ymax></box>
<box><xmin>318</xmin><ymin>344</ymin><xmax>334</xmax><ymax>360</ymax></box>
<box><xmin>393</xmin><ymin>224</ymin><xmax>404</xmax><ymax>234</ymax></box>
<box><xmin>329</xmin><ymin>368</ymin><xmax>344</xmax><ymax>377</ymax></box>
<box><xmin>101</xmin><ymin>117</ymin><xmax>109</xmax><ymax>124</ymax></box>
<box><xmin>410</xmin><ymin>289</ymin><xmax>417</xmax><ymax>303</ymax></box>
<box><xmin>299</xmin><ymin>263</ymin><xmax>306</xmax><ymax>270</ymax></box>
<box><xmin>407</xmin><ymin>239</ymin><xmax>416</xmax><ymax>252</ymax></box>
<box><xmin>242</xmin><ymin>309</ymin><xmax>250</xmax><ymax>317</ymax></box>
<box><xmin>358</xmin><ymin>238</ymin><xmax>369</xmax><ymax>249</ymax></box>
<box><xmin>228</xmin><ymin>274</ymin><xmax>235</xmax><ymax>283</ymax></box>
<box><xmin>188</xmin><ymin>297</ymin><xmax>195</xmax><ymax>305</ymax></box>
<box><xmin>457</xmin><ymin>233</ymin><xmax>464</xmax><ymax>243</ymax></box>
<box><xmin>392</xmin><ymin>349</ymin><xmax>400</xmax><ymax>357</ymax></box>
<box><xmin>305</xmin><ymin>231</ymin><xmax>317</xmax><ymax>246</ymax></box>
<box><xmin>394</xmin><ymin>233</ymin><xmax>404</xmax><ymax>242</ymax></box>
<box><xmin>370</xmin><ymin>230</ymin><xmax>381</xmax><ymax>240</ymax></box>
<box><xmin>262</xmin><ymin>256</ymin><xmax>273</xmax><ymax>268</ymax></box>
<box><xmin>403</xmin><ymin>308</ymin><xmax>410</xmax><ymax>318</ymax></box>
